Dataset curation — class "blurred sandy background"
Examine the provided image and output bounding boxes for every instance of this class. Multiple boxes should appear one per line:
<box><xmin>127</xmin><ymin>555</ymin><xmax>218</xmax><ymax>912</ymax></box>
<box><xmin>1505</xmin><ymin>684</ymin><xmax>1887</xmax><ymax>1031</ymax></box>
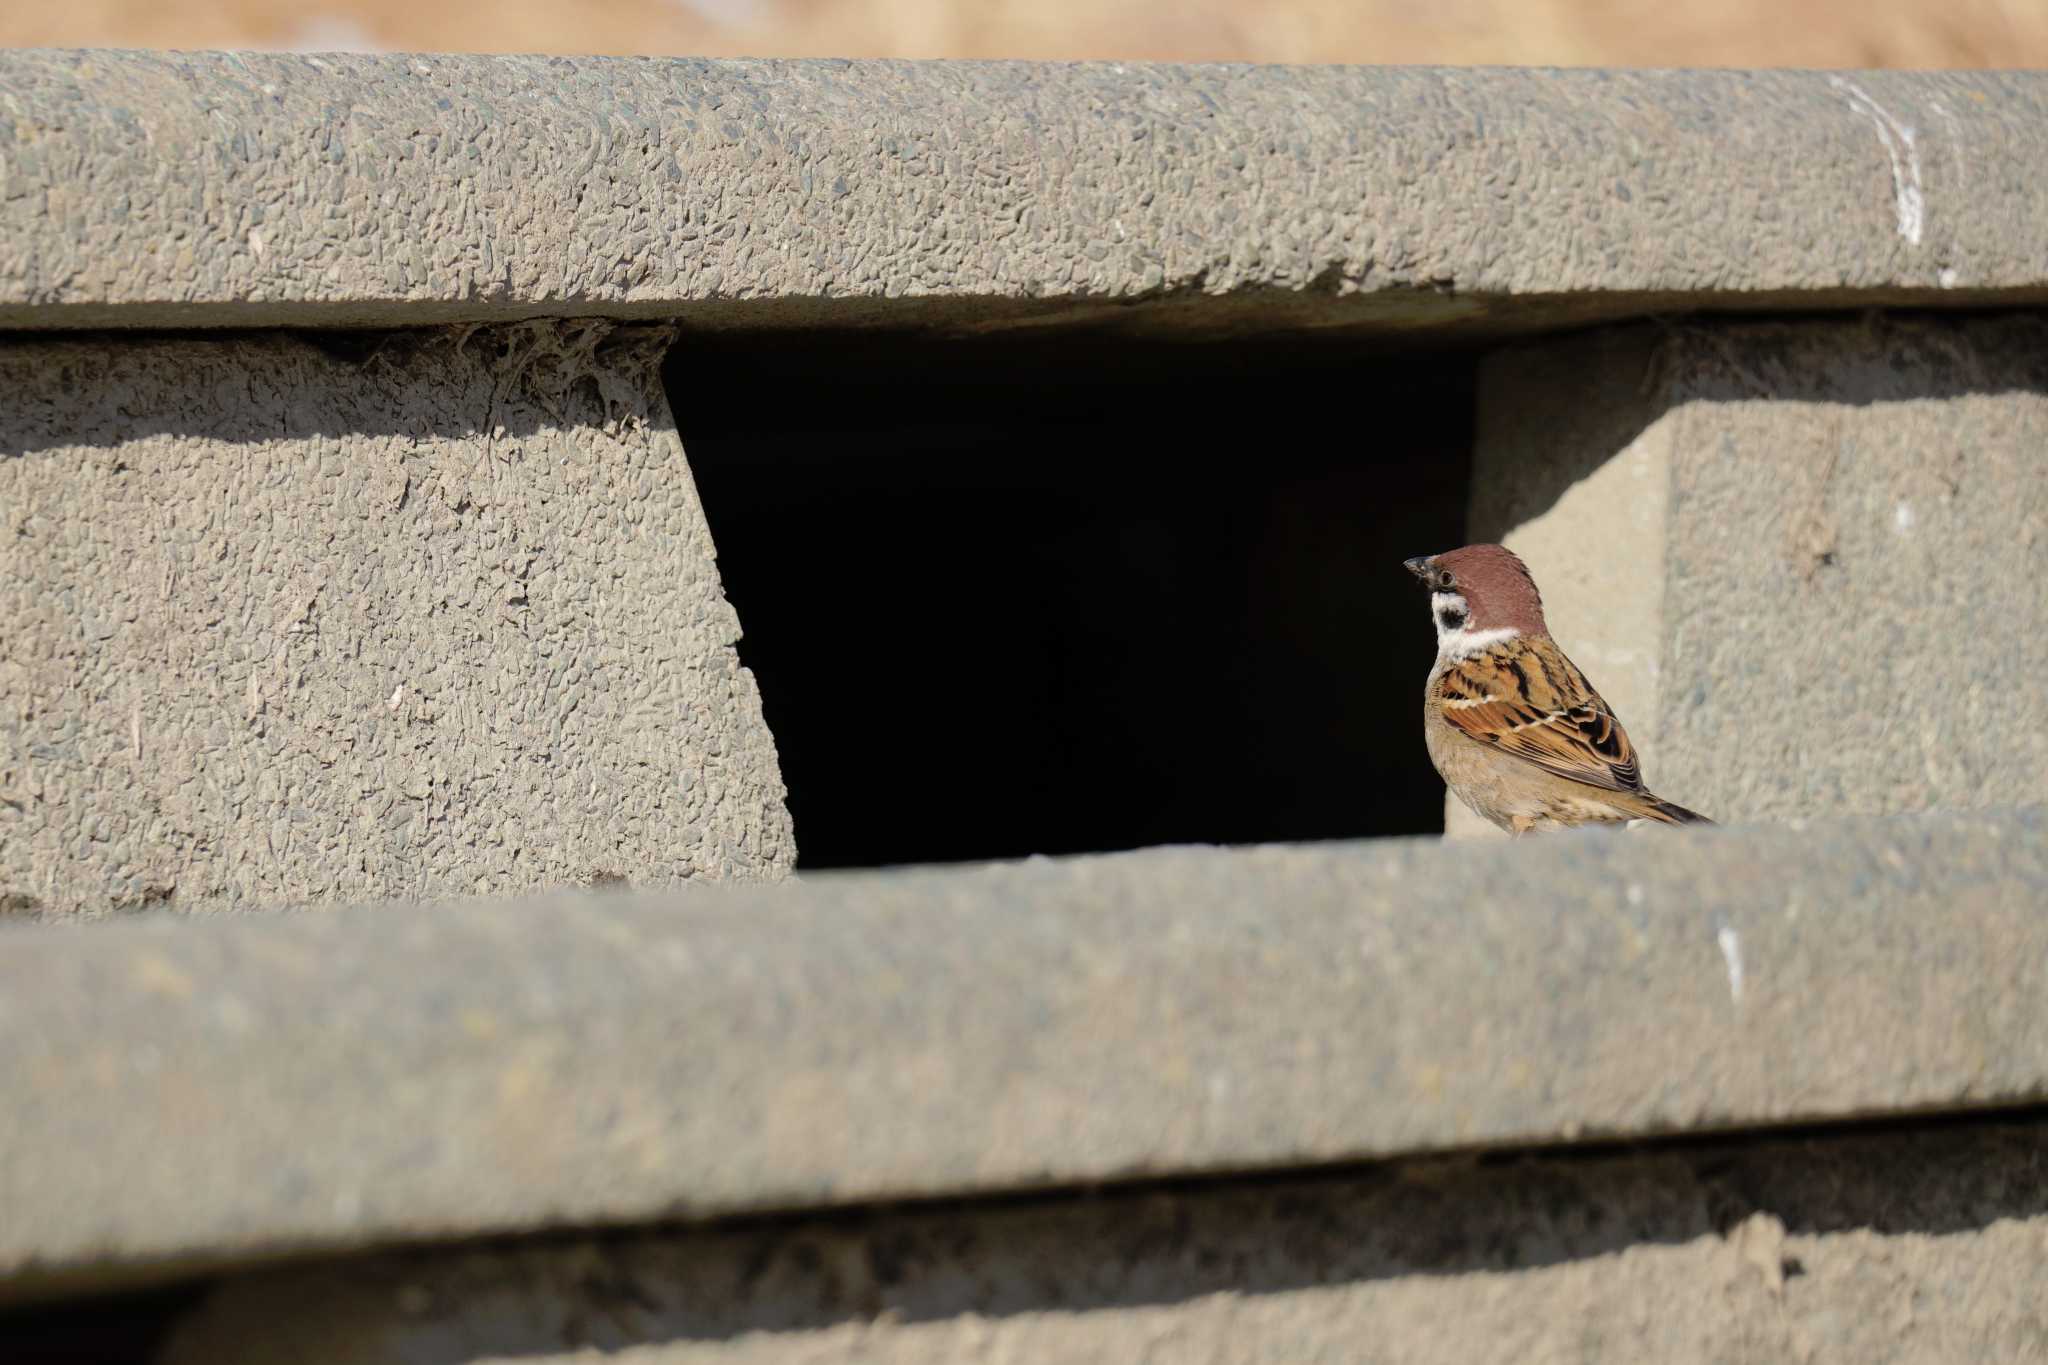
<box><xmin>2</xmin><ymin>0</ymin><xmax>2045</xmax><ymax>67</ymax></box>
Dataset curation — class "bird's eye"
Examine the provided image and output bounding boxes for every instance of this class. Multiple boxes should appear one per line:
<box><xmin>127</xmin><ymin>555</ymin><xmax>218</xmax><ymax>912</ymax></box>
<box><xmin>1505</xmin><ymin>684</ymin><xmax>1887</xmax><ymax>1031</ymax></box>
<box><xmin>1435</xmin><ymin>570</ymin><xmax>1455</xmax><ymax>590</ymax></box>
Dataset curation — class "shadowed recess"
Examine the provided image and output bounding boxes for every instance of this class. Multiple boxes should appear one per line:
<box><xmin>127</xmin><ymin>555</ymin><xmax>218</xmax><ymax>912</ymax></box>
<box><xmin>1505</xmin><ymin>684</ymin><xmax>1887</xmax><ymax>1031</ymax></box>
<box><xmin>671</xmin><ymin>334</ymin><xmax>1475</xmax><ymax>868</ymax></box>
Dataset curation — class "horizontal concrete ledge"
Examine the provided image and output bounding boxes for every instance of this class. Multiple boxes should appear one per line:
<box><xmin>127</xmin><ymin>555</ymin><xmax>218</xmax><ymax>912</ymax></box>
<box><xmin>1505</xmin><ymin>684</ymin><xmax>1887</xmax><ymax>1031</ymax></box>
<box><xmin>4</xmin><ymin>55</ymin><xmax>2047</xmax><ymax>337</ymax></box>
<box><xmin>1</xmin><ymin>808</ymin><xmax>2043</xmax><ymax>1298</ymax></box>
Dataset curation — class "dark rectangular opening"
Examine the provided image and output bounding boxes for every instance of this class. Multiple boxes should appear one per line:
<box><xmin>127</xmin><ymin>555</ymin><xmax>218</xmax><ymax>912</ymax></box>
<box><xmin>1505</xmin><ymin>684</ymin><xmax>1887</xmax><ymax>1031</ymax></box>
<box><xmin>668</xmin><ymin>335</ymin><xmax>1474</xmax><ymax>869</ymax></box>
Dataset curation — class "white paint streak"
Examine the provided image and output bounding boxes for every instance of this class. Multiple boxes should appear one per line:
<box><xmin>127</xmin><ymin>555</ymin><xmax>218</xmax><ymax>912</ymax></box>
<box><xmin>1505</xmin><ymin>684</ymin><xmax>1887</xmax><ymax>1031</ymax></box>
<box><xmin>1894</xmin><ymin>501</ymin><xmax>1916</xmax><ymax>532</ymax></box>
<box><xmin>1828</xmin><ymin>77</ymin><xmax>1924</xmax><ymax>245</ymax></box>
<box><xmin>1929</xmin><ymin>99</ymin><xmax>1969</xmax><ymax>195</ymax></box>
<box><xmin>1717</xmin><ymin>926</ymin><xmax>1745</xmax><ymax>1005</ymax></box>
<box><xmin>387</xmin><ymin>684</ymin><xmax>404</xmax><ymax>712</ymax></box>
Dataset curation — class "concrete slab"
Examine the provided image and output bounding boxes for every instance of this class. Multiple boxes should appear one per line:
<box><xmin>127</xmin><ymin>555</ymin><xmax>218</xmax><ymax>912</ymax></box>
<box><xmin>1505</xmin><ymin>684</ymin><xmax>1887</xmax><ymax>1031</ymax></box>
<box><xmin>2</xmin><ymin>56</ymin><xmax>2045</xmax><ymax>336</ymax></box>
<box><xmin>0</xmin><ymin>808</ymin><xmax>2041</xmax><ymax>1296</ymax></box>
<box><xmin>0</xmin><ymin>323</ymin><xmax>793</xmax><ymax>918</ymax></box>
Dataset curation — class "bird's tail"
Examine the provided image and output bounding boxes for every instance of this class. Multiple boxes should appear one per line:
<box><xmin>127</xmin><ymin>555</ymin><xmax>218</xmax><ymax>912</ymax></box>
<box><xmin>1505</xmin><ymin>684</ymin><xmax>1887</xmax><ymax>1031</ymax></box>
<box><xmin>1637</xmin><ymin>793</ymin><xmax>1714</xmax><ymax>826</ymax></box>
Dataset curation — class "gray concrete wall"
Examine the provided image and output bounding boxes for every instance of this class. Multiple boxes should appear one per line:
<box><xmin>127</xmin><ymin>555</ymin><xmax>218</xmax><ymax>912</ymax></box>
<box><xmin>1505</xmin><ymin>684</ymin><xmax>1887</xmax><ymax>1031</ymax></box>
<box><xmin>1</xmin><ymin>322</ymin><xmax>792</xmax><ymax>917</ymax></box>
<box><xmin>5</xmin><ymin>48</ymin><xmax>2048</xmax><ymax>1365</ymax></box>
<box><xmin>3</xmin><ymin>55</ymin><xmax>2047</xmax><ymax>338</ymax></box>
<box><xmin>1460</xmin><ymin>314</ymin><xmax>2048</xmax><ymax>836</ymax></box>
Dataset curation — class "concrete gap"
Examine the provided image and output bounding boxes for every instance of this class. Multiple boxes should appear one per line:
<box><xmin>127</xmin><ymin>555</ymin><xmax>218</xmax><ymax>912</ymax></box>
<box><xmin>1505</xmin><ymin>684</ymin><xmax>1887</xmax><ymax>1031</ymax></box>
<box><xmin>668</xmin><ymin>334</ymin><xmax>1476</xmax><ymax>869</ymax></box>
<box><xmin>0</xmin><ymin>1280</ymin><xmax>206</xmax><ymax>1365</ymax></box>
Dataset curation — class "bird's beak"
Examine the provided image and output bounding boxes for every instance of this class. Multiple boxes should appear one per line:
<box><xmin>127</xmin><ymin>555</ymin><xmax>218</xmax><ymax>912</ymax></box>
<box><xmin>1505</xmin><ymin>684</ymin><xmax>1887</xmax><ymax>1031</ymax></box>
<box><xmin>1402</xmin><ymin>556</ymin><xmax>1434</xmax><ymax>583</ymax></box>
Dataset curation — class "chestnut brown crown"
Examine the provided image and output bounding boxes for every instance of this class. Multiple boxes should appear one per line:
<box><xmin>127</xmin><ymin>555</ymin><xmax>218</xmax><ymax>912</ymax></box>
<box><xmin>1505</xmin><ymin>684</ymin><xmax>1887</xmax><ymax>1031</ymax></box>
<box><xmin>1402</xmin><ymin>543</ymin><xmax>1550</xmax><ymax>636</ymax></box>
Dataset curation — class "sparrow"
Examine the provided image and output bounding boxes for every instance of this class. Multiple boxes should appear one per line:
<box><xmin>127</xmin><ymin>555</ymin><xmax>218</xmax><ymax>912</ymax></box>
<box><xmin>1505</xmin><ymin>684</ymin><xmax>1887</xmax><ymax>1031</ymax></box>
<box><xmin>1404</xmin><ymin>544</ymin><xmax>1712</xmax><ymax>835</ymax></box>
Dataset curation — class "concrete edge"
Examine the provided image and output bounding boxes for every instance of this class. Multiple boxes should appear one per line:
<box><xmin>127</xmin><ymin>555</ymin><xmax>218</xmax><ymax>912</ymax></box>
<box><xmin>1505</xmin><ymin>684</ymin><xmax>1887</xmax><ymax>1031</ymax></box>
<box><xmin>0</xmin><ymin>808</ymin><xmax>2043</xmax><ymax>1295</ymax></box>
<box><xmin>3</xmin><ymin>54</ymin><xmax>2046</xmax><ymax>335</ymax></box>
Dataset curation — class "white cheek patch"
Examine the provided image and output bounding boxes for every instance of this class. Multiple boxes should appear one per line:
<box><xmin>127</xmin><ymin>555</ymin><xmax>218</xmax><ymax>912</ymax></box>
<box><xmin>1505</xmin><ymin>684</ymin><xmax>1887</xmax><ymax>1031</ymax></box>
<box><xmin>1430</xmin><ymin>592</ymin><xmax>1468</xmax><ymax>636</ymax></box>
<box><xmin>1430</xmin><ymin>591</ymin><xmax>1518</xmax><ymax>659</ymax></box>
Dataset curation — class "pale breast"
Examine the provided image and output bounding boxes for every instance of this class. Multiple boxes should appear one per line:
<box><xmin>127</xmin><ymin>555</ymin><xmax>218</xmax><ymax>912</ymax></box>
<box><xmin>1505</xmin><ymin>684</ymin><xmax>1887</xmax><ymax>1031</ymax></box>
<box><xmin>1423</xmin><ymin>701</ymin><xmax>1616</xmax><ymax>833</ymax></box>
<box><xmin>1424</xmin><ymin>703</ymin><xmax>1516</xmax><ymax>830</ymax></box>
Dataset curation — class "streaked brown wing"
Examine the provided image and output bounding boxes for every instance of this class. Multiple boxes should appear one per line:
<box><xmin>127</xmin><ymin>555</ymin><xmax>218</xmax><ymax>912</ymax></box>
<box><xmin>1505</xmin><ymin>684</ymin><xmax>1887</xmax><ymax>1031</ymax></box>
<box><xmin>1437</xmin><ymin>636</ymin><xmax>1644</xmax><ymax>793</ymax></box>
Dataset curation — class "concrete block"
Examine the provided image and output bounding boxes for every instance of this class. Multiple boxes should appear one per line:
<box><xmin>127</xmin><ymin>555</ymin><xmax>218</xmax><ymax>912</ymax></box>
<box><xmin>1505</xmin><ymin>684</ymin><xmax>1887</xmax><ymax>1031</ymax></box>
<box><xmin>0</xmin><ymin>809</ymin><xmax>2040</xmax><ymax>1296</ymax></box>
<box><xmin>1466</xmin><ymin>315</ymin><xmax>2048</xmax><ymax>834</ymax></box>
<box><xmin>0</xmin><ymin>322</ymin><xmax>792</xmax><ymax>918</ymax></box>
<box><xmin>3</xmin><ymin>55</ymin><xmax>2047</xmax><ymax>337</ymax></box>
<box><xmin>151</xmin><ymin>1119</ymin><xmax>2048</xmax><ymax>1364</ymax></box>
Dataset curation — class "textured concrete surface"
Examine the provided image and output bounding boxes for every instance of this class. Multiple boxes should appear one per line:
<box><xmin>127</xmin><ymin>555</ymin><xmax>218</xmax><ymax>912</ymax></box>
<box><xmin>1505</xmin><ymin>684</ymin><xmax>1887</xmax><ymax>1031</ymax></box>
<box><xmin>0</xmin><ymin>323</ymin><xmax>792</xmax><ymax>918</ymax></box>
<box><xmin>3</xmin><ymin>55</ymin><xmax>2047</xmax><ymax>336</ymax></box>
<box><xmin>149</xmin><ymin>1118</ymin><xmax>2048</xmax><ymax>1364</ymax></box>
<box><xmin>0</xmin><ymin>809</ymin><xmax>2041</xmax><ymax>1296</ymax></box>
<box><xmin>1468</xmin><ymin>314</ymin><xmax>2048</xmax><ymax>833</ymax></box>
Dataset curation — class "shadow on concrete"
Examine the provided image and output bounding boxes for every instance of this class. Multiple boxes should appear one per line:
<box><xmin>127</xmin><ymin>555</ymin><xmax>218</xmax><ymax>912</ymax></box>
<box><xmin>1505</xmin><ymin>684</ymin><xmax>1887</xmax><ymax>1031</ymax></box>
<box><xmin>1468</xmin><ymin>312</ymin><xmax>2048</xmax><ymax>538</ymax></box>
<box><xmin>0</xmin><ymin>322</ymin><xmax>675</xmax><ymax>458</ymax></box>
<box><xmin>591</xmin><ymin>1112</ymin><xmax>2048</xmax><ymax>1338</ymax></box>
<box><xmin>75</xmin><ymin>1111</ymin><xmax>2048</xmax><ymax>1362</ymax></box>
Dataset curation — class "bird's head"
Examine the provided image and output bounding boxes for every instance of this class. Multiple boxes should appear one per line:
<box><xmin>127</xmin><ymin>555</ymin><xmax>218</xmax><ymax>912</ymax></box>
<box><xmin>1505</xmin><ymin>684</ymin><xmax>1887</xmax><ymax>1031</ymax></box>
<box><xmin>1403</xmin><ymin>543</ymin><xmax>1549</xmax><ymax>655</ymax></box>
